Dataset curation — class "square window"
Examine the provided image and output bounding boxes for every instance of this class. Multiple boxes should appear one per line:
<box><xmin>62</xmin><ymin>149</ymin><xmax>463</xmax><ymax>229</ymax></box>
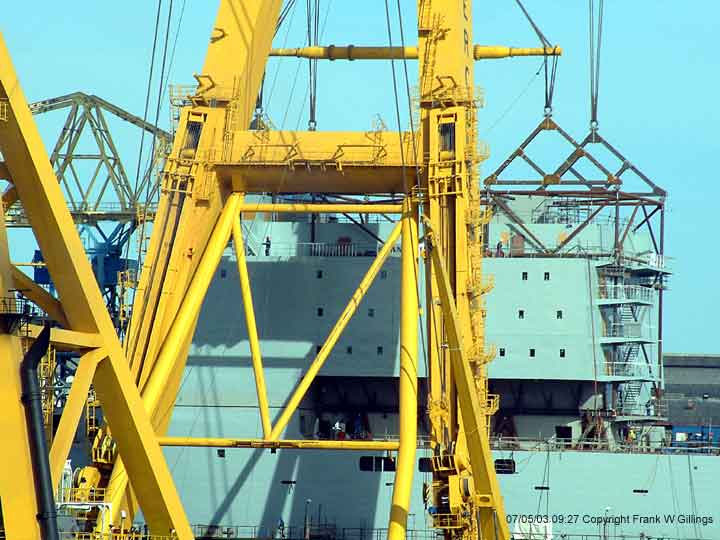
<box><xmin>316</xmin><ymin>270</ymin><xmax>323</xmax><ymax>279</ymax></box>
<box><xmin>380</xmin><ymin>270</ymin><xmax>388</xmax><ymax>280</ymax></box>
<box><xmin>499</xmin><ymin>348</ymin><xmax>506</xmax><ymax>357</ymax></box>
<box><xmin>544</xmin><ymin>272</ymin><xmax>550</xmax><ymax>281</ymax></box>
<box><xmin>522</xmin><ymin>271</ymin><xmax>528</xmax><ymax>281</ymax></box>
<box><xmin>556</xmin><ymin>310</ymin><xmax>563</xmax><ymax>320</ymax></box>
<box><xmin>529</xmin><ymin>348</ymin><xmax>536</xmax><ymax>358</ymax></box>
<box><xmin>217</xmin><ymin>449</ymin><xmax>226</xmax><ymax>458</ymax></box>
<box><xmin>560</xmin><ymin>348</ymin><xmax>566</xmax><ymax>358</ymax></box>
<box><xmin>347</xmin><ymin>346</ymin><xmax>353</xmax><ymax>355</ymax></box>
<box><xmin>518</xmin><ymin>309</ymin><xmax>525</xmax><ymax>320</ymax></box>
<box><xmin>317</xmin><ymin>307</ymin><xmax>324</xmax><ymax>317</ymax></box>
<box><xmin>220</xmin><ymin>268</ymin><xmax>227</xmax><ymax>278</ymax></box>
<box><xmin>377</xmin><ymin>346</ymin><xmax>384</xmax><ymax>356</ymax></box>
<box><xmin>368</xmin><ymin>308</ymin><xmax>375</xmax><ymax>318</ymax></box>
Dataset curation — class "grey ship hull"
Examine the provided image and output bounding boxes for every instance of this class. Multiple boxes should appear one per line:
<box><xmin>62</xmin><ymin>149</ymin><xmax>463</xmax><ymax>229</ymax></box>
<box><xmin>163</xmin><ymin>216</ymin><xmax>718</xmax><ymax>539</ymax></box>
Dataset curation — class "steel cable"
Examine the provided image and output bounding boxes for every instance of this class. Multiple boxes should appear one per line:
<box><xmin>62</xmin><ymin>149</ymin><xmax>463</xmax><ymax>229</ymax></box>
<box><xmin>589</xmin><ymin>0</ymin><xmax>605</xmax><ymax>129</ymax></box>
<box><xmin>515</xmin><ymin>0</ymin><xmax>559</xmax><ymax>115</ymax></box>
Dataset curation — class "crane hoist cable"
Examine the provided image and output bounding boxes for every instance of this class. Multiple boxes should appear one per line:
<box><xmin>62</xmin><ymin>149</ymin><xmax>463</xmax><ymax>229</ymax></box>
<box><xmin>394</xmin><ymin>0</ymin><xmax>428</xmax><ymax>380</ymax></box>
<box><xmin>277</xmin><ymin>0</ymin><xmax>298</xmax><ymax>31</ymax></box>
<box><xmin>121</xmin><ymin>0</ymin><xmax>167</xmax><ymax>340</ymax></box>
<box><xmin>306</xmin><ymin>0</ymin><xmax>320</xmax><ymax>130</ymax></box>
<box><xmin>382</xmin><ymin>0</ymin><xmax>406</xmax><ymax>194</ymax></box>
<box><xmin>514</xmin><ymin>0</ymin><xmax>559</xmax><ymax>116</ymax></box>
<box><xmin>132</xmin><ymin>0</ymin><xmax>164</xmax><ymax>201</ymax></box>
<box><xmin>589</xmin><ymin>0</ymin><xmax>605</xmax><ymax>132</ymax></box>
<box><xmin>293</xmin><ymin>0</ymin><xmax>332</xmax><ymax>130</ymax></box>
<box><xmin>124</xmin><ymin>0</ymin><xmax>175</xmax><ymax>347</ymax></box>
<box><xmin>253</xmin><ymin>0</ymin><xmax>299</xmax><ymax>127</ymax></box>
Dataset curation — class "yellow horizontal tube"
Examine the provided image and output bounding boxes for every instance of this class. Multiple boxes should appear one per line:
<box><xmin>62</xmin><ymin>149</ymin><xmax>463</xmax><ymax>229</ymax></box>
<box><xmin>232</xmin><ymin>206</ymin><xmax>272</xmax><ymax>439</ymax></box>
<box><xmin>269</xmin><ymin>45</ymin><xmax>561</xmax><ymax>61</ymax></box>
<box><xmin>238</xmin><ymin>203</ymin><xmax>402</xmax><ymax>214</ymax></box>
<box><xmin>272</xmin><ymin>46</ymin><xmax>414</xmax><ymax>60</ymax></box>
<box><xmin>268</xmin><ymin>220</ymin><xmax>403</xmax><ymax>441</ymax></box>
<box><xmin>474</xmin><ymin>45</ymin><xmax>562</xmax><ymax>59</ymax></box>
<box><xmin>157</xmin><ymin>437</ymin><xmax>400</xmax><ymax>451</ymax></box>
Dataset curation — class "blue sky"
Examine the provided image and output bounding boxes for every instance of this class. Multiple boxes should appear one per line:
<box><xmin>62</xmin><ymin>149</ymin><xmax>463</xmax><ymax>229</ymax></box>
<box><xmin>2</xmin><ymin>1</ymin><xmax>718</xmax><ymax>353</ymax></box>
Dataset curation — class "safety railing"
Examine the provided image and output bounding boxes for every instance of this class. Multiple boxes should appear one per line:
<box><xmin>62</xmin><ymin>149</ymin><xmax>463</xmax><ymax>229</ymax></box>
<box><xmin>598</xmin><ymin>284</ymin><xmax>654</xmax><ymax>302</ymax></box>
<box><xmin>604</xmin><ymin>322</ymin><xmax>649</xmax><ymax>339</ymax></box>
<box><xmin>60</xmin><ymin>487</ymin><xmax>108</xmax><ymax>504</ymax></box>
<box><xmin>5</xmin><ymin>202</ymin><xmax>158</xmax><ymax>226</ymax></box>
<box><xmin>59</xmin><ymin>533</ymin><xmax>177</xmax><ymax>540</ymax></box>
<box><xmin>490</xmin><ymin>435</ymin><xmax>719</xmax><ymax>455</ymax></box>
<box><xmin>616</xmin><ymin>399</ymin><xmax>668</xmax><ymax>419</ymax></box>
<box><xmin>603</xmin><ymin>361</ymin><xmax>655</xmax><ymax>378</ymax></box>
<box><xmin>253</xmin><ymin>242</ymin><xmax>401</xmax><ymax>258</ymax></box>
<box><xmin>55</xmin><ymin>531</ymin><xmax>707</xmax><ymax>540</ymax></box>
<box><xmin>190</xmin><ymin>526</ymin><xmax>438</xmax><ymax>540</ymax></box>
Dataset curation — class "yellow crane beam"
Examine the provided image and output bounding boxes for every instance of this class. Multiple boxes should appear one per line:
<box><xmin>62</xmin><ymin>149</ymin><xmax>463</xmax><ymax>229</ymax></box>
<box><xmin>157</xmin><ymin>437</ymin><xmax>401</xmax><ymax>451</ymax></box>
<box><xmin>270</xmin><ymin>44</ymin><xmax>562</xmax><ymax>60</ymax></box>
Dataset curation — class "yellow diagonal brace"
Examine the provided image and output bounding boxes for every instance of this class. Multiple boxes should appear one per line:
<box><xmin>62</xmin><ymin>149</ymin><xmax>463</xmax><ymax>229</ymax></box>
<box><xmin>268</xmin><ymin>220</ymin><xmax>403</xmax><ymax>440</ymax></box>
<box><xmin>50</xmin><ymin>347</ymin><xmax>106</xmax><ymax>487</ymax></box>
<box><xmin>233</xmin><ymin>198</ymin><xmax>272</xmax><ymax>438</ymax></box>
<box><xmin>428</xmin><ymin>234</ymin><xmax>510</xmax><ymax>540</ymax></box>
<box><xmin>11</xmin><ymin>265</ymin><xmax>69</xmax><ymax>328</ymax></box>
<box><xmin>26</xmin><ymin>325</ymin><xmax>102</xmax><ymax>350</ymax></box>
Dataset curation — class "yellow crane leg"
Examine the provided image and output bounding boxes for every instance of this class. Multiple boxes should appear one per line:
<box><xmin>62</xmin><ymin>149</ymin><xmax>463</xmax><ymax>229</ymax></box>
<box><xmin>232</xmin><ymin>198</ymin><xmax>272</xmax><ymax>438</ymax></box>
<box><xmin>105</xmin><ymin>194</ymin><xmax>241</xmax><ymax>531</ymax></box>
<box><xmin>268</xmin><ymin>220</ymin><xmax>402</xmax><ymax>441</ymax></box>
<box><xmin>49</xmin><ymin>348</ymin><xmax>106</xmax><ymax>487</ymax></box>
<box><xmin>428</xmin><ymin>234</ymin><xmax>510</xmax><ymax>540</ymax></box>
<box><xmin>141</xmin><ymin>193</ymin><xmax>241</xmax><ymax>415</ymax></box>
<box><xmin>0</xmin><ymin>339</ymin><xmax>42</xmax><ymax>539</ymax></box>
<box><xmin>388</xmin><ymin>200</ymin><xmax>419</xmax><ymax>540</ymax></box>
<box><xmin>269</xmin><ymin>44</ymin><xmax>561</xmax><ymax>60</ymax></box>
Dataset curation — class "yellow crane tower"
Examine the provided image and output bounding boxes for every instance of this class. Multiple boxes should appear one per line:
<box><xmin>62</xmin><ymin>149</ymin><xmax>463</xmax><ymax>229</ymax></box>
<box><xmin>0</xmin><ymin>2</ymin><xmax>559</xmax><ymax>539</ymax></box>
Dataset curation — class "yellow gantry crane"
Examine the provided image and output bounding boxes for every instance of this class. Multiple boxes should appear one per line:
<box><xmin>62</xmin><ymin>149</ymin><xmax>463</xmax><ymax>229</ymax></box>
<box><xmin>0</xmin><ymin>2</ymin><xmax>559</xmax><ymax>539</ymax></box>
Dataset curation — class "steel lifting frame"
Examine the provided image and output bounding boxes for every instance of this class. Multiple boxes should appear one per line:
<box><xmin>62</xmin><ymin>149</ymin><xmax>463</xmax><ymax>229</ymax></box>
<box><xmin>482</xmin><ymin>113</ymin><xmax>667</xmax><ymax>386</ymax></box>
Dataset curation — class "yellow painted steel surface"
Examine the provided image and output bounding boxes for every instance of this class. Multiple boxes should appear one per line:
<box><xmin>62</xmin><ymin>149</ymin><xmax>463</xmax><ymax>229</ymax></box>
<box><xmin>157</xmin><ymin>437</ymin><xmax>400</xmax><ymax>451</ymax></box>
<box><xmin>388</xmin><ymin>200</ymin><xmax>420</xmax><ymax>540</ymax></box>
<box><xmin>231</xmin><ymin>205</ymin><xmax>272</xmax><ymax>439</ymax></box>
<box><xmin>270</xmin><ymin>44</ymin><xmax>561</xmax><ymax>60</ymax></box>
<box><xmin>0</xmin><ymin>0</ymin><xmax>560</xmax><ymax>537</ymax></box>
<box><xmin>217</xmin><ymin>130</ymin><xmax>418</xmax><ymax>194</ymax></box>
<box><xmin>237</xmin><ymin>203</ymin><xmax>402</xmax><ymax>214</ymax></box>
<box><xmin>0</xmin><ymin>31</ymin><xmax>193</xmax><ymax>539</ymax></box>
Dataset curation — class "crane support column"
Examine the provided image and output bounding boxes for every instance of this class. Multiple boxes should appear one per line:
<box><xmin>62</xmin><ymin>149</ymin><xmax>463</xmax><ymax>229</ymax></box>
<box><xmin>388</xmin><ymin>199</ymin><xmax>420</xmax><ymax>540</ymax></box>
